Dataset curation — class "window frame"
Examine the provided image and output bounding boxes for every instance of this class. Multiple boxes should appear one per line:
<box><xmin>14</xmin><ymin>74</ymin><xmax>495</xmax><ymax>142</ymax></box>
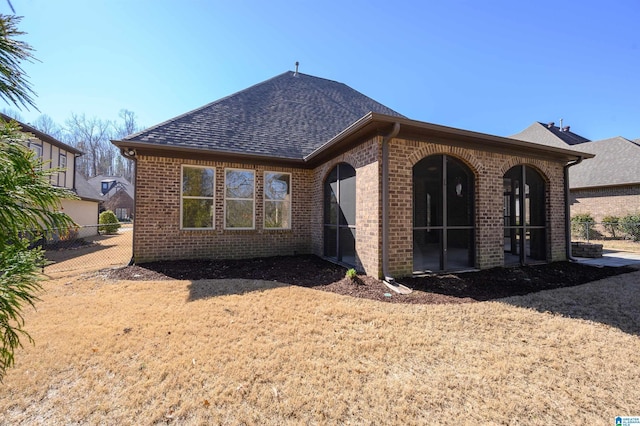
<box><xmin>180</xmin><ymin>165</ymin><xmax>216</xmax><ymax>230</ymax></box>
<box><xmin>224</xmin><ymin>168</ymin><xmax>256</xmax><ymax>230</ymax></box>
<box><xmin>263</xmin><ymin>171</ymin><xmax>292</xmax><ymax>230</ymax></box>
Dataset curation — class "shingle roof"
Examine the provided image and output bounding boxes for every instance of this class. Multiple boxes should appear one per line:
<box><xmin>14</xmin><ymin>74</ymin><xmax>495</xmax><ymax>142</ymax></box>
<box><xmin>510</xmin><ymin>121</ymin><xmax>590</xmax><ymax>148</ymax></box>
<box><xmin>87</xmin><ymin>175</ymin><xmax>135</xmax><ymax>199</ymax></box>
<box><xmin>121</xmin><ymin>71</ymin><xmax>404</xmax><ymax>160</ymax></box>
<box><xmin>74</xmin><ymin>173</ymin><xmax>103</xmax><ymax>202</ymax></box>
<box><xmin>569</xmin><ymin>137</ymin><xmax>640</xmax><ymax>188</ymax></box>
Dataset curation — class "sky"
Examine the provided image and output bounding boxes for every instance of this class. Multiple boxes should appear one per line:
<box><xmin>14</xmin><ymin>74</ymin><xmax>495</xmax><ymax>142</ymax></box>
<box><xmin>7</xmin><ymin>0</ymin><xmax>640</xmax><ymax>141</ymax></box>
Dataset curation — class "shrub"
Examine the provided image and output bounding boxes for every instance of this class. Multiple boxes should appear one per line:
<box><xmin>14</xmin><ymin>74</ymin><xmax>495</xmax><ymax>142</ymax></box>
<box><xmin>345</xmin><ymin>268</ymin><xmax>357</xmax><ymax>281</ymax></box>
<box><xmin>601</xmin><ymin>216</ymin><xmax>620</xmax><ymax>239</ymax></box>
<box><xmin>99</xmin><ymin>210</ymin><xmax>121</xmax><ymax>234</ymax></box>
<box><xmin>619</xmin><ymin>214</ymin><xmax>640</xmax><ymax>242</ymax></box>
<box><xmin>571</xmin><ymin>213</ymin><xmax>594</xmax><ymax>239</ymax></box>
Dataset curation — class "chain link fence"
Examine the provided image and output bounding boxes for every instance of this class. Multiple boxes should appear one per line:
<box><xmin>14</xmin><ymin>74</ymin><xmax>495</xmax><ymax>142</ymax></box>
<box><xmin>39</xmin><ymin>223</ymin><xmax>133</xmax><ymax>275</ymax></box>
<box><xmin>571</xmin><ymin>221</ymin><xmax>640</xmax><ymax>243</ymax></box>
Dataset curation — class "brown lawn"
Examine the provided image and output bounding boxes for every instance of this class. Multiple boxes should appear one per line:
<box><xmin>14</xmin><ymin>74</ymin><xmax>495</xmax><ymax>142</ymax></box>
<box><xmin>0</xmin><ymin>234</ymin><xmax>639</xmax><ymax>424</ymax></box>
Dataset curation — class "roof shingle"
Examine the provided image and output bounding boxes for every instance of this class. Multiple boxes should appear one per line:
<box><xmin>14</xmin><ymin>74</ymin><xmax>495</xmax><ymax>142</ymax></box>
<box><xmin>123</xmin><ymin>71</ymin><xmax>404</xmax><ymax>160</ymax></box>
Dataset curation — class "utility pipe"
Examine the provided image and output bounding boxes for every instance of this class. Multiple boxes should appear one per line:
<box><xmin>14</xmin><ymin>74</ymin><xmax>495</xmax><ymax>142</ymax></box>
<box><xmin>382</xmin><ymin>122</ymin><xmax>400</xmax><ymax>284</ymax></box>
<box><xmin>564</xmin><ymin>156</ymin><xmax>583</xmax><ymax>262</ymax></box>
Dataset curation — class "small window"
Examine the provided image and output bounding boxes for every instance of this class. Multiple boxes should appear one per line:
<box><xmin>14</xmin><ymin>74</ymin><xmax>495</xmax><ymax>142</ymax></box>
<box><xmin>30</xmin><ymin>142</ymin><xmax>43</xmax><ymax>159</ymax></box>
<box><xmin>59</xmin><ymin>153</ymin><xmax>67</xmax><ymax>170</ymax></box>
<box><xmin>225</xmin><ymin>168</ymin><xmax>255</xmax><ymax>229</ymax></box>
<box><xmin>264</xmin><ymin>171</ymin><xmax>291</xmax><ymax>229</ymax></box>
<box><xmin>181</xmin><ymin>166</ymin><xmax>215</xmax><ymax>229</ymax></box>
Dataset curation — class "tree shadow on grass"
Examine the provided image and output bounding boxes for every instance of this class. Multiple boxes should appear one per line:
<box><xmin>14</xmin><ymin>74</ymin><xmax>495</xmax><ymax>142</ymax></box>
<box><xmin>498</xmin><ymin>268</ymin><xmax>640</xmax><ymax>336</ymax></box>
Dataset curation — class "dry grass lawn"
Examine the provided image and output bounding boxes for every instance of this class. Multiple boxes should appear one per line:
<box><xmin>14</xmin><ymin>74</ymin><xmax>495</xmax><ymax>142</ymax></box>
<box><xmin>1</xmin><ymin>236</ymin><xmax>639</xmax><ymax>424</ymax></box>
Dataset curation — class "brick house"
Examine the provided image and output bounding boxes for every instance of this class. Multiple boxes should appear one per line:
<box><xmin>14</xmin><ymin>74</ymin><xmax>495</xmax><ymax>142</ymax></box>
<box><xmin>87</xmin><ymin>175</ymin><xmax>135</xmax><ymax>220</ymax></box>
<box><xmin>112</xmin><ymin>71</ymin><xmax>590</xmax><ymax>278</ymax></box>
<box><xmin>512</xmin><ymin>122</ymin><xmax>640</xmax><ymax>223</ymax></box>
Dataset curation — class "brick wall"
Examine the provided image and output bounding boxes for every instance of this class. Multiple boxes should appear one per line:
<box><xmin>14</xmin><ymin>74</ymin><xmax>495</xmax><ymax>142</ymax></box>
<box><xmin>386</xmin><ymin>138</ymin><xmax>568</xmax><ymax>276</ymax></box>
<box><xmin>570</xmin><ymin>185</ymin><xmax>640</xmax><ymax>222</ymax></box>
<box><xmin>133</xmin><ymin>155</ymin><xmax>313</xmax><ymax>263</ymax></box>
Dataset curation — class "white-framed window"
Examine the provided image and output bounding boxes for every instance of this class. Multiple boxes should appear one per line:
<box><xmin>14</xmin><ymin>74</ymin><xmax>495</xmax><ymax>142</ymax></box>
<box><xmin>225</xmin><ymin>168</ymin><xmax>255</xmax><ymax>229</ymax></box>
<box><xmin>181</xmin><ymin>165</ymin><xmax>215</xmax><ymax>230</ymax></box>
<box><xmin>29</xmin><ymin>142</ymin><xmax>43</xmax><ymax>159</ymax></box>
<box><xmin>264</xmin><ymin>171</ymin><xmax>291</xmax><ymax>229</ymax></box>
<box><xmin>59</xmin><ymin>153</ymin><xmax>67</xmax><ymax>170</ymax></box>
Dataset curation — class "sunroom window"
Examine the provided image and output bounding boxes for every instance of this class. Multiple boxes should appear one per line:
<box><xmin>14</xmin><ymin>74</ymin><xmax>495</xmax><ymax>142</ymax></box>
<box><xmin>264</xmin><ymin>171</ymin><xmax>291</xmax><ymax>229</ymax></box>
<box><xmin>181</xmin><ymin>166</ymin><xmax>215</xmax><ymax>229</ymax></box>
<box><xmin>225</xmin><ymin>168</ymin><xmax>255</xmax><ymax>229</ymax></box>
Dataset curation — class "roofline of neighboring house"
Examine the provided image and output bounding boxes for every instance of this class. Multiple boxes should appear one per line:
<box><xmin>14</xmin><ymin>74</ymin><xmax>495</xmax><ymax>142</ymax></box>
<box><xmin>571</xmin><ymin>181</ymin><xmax>640</xmax><ymax>191</ymax></box>
<box><xmin>304</xmin><ymin>113</ymin><xmax>595</xmax><ymax>164</ymax></box>
<box><xmin>0</xmin><ymin>113</ymin><xmax>84</xmax><ymax>155</ymax></box>
<box><xmin>112</xmin><ymin>113</ymin><xmax>594</xmax><ymax>167</ymax></box>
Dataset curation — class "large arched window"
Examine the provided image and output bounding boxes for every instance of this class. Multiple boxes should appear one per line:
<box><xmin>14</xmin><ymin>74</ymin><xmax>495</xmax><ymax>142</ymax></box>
<box><xmin>413</xmin><ymin>155</ymin><xmax>475</xmax><ymax>272</ymax></box>
<box><xmin>503</xmin><ymin>165</ymin><xmax>546</xmax><ymax>265</ymax></box>
<box><xmin>323</xmin><ymin>163</ymin><xmax>356</xmax><ymax>266</ymax></box>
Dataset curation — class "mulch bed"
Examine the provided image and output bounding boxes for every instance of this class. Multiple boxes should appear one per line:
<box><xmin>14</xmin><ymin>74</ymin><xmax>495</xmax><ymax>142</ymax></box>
<box><xmin>102</xmin><ymin>254</ymin><xmax>636</xmax><ymax>304</ymax></box>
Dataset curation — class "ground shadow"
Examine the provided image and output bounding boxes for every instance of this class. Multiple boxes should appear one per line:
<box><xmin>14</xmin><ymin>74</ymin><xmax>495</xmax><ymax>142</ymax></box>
<box><xmin>187</xmin><ymin>279</ymin><xmax>290</xmax><ymax>301</ymax></box>
<box><xmin>498</xmin><ymin>268</ymin><xmax>640</xmax><ymax>336</ymax></box>
<box><xmin>45</xmin><ymin>240</ymin><xmax>118</xmax><ymax>263</ymax></box>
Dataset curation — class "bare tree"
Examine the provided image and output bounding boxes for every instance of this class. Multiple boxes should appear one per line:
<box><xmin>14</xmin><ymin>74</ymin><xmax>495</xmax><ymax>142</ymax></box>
<box><xmin>65</xmin><ymin>113</ymin><xmax>112</xmax><ymax>178</ymax></box>
<box><xmin>113</xmin><ymin>109</ymin><xmax>141</xmax><ymax>181</ymax></box>
<box><xmin>30</xmin><ymin>114</ymin><xmax>63</xmax><ymax>139</ymax></box>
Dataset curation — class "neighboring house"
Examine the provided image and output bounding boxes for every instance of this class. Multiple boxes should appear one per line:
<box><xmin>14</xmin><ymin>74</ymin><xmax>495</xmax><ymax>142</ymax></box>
<box><xmin>512</xmin><ymin>122</ymin><xmax>640</xmax><ymax>222</ymax></box>
<box><xmin>87</xmin><ymin>175</ymin><xmax>135</xmax><ymax>220</ymax></box>
<box><xmin>0</xmin><ymin>113</ymin><xmax>102</xmax><ymax>238</ymax></box>
<box><xmin>112</xmin><ymin>71</ymin><xmax>590</xmax><ymax>278</ymax></box>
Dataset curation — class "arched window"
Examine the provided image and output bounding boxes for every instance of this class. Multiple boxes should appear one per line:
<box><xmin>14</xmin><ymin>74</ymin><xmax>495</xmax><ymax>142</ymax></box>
<box><xmin>413</xmin><ymin>155</ymin><xmax>475</xmax><ymax>272</ymax></box>
<box><xmin>503</xmin><ymin>165</ymin><xmax>546</xmax><ymax>265</ymax></box>
<box><xmin>323</xmin><ymin>163</ymin><xmax>356</xmax><ymax>266</ymax></box>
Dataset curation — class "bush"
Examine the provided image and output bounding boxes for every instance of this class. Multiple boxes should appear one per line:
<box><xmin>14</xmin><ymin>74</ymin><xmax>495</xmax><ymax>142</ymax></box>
<box><xmin>619</xmin><ymin>214</ymin><xmax>640</xmax><ymax>242</ymax></box>
<box><xmin>571</xmin><ymin>213</ymin><xmax>594</xmax><ymax>239</ymax></box>
<box><xmin>601</xmin><ymin>216</ymin><xmax>620</xmax><ymax>239</ymax></box>
<box><xmin>99</xmin><ymin>210</ymin><xmax>121</xmax><ymax>234</ymax></box>
<box><xmin>345</xmin><ymin>268</ymin><xmax>357</xmax><ymax>281</ymax></box>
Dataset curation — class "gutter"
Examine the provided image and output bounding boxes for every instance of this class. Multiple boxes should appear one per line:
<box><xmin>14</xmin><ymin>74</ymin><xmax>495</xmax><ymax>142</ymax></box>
<box><xmin>564</xmin><ymin>156</ymin><xmax>583</xmax><ymax>262</ymax></box>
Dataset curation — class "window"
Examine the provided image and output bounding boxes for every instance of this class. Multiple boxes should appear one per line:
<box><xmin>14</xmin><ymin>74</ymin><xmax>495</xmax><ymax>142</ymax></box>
<box><xmin>181</xmin><ymin>166</ymin><xmax>215</xmax><ymax>229</ymax></box>
<box><xmin>264</xmin><ymin>171</ymin><xmax>291</xmax><ymax>229</ymax></box>
<box><xmin>59</xmin><ymin>153</ymin><xmax>67</xmax><ymax>169</ymax></box>
<box><xmin>58</xmin><ymin>153</ymin><xmax>67</xmax><ymax>187</ymax></box>
<box><xmin>225</xmin><ymin>168</ymin><xmax>255</xmax><ymax>229</ymax></box>
<box><xmin>323</xmin><ymin>163</ymin><xmax>356</xmax><ymax>266</ymax></box>
<box><xmin>29</xmin><ymin>142</ymin><xmax>43</xmax><ymax>159</ymax></box>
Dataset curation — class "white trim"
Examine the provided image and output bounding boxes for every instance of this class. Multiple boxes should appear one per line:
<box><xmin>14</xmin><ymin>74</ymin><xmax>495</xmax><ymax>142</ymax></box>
<box><xmin>180</xmin><ymin>165</ymin><xmax>215</xmax><ymax>230</ymax></box>
<box><xmin>224</xmin><ymin>168</ymin><xmax>255</xmax><ymax>230</ymax></box>
<box><xmin>263</xmin><ymin>171</ymin><xmax>292</xmax><ymax>230</ymax></box>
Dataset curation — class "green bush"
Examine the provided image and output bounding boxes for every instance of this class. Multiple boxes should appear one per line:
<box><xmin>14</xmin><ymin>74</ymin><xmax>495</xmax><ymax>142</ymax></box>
<box><xmin>99</xmin><ymin>210</ymin><xmax>121</xmax><ymax>234</ymax></box>
<box><xmin>601</xmin><ymin>215</ymin><xmax>620</xmax><ymax>239</ymax></box>
<box><xmin>571</xmin><ymin>213</ymin><xmax>594</xmax><ymax>239</ymax></box>
<box><xmin>345</xmin><ymin>268</ymin><xmax>357</xmax><ymax>281</ymax></box>
<box><xmin>619</xmin><ymin>214</ymin><xmax>640</xmax><ymax>242</ymax></box>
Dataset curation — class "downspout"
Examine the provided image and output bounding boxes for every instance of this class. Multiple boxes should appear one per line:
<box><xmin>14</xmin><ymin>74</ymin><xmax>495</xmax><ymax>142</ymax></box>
<box><xmin>382</xmin><ymin>122</ymin><xmax>400</xmax><ymax>284</ymax></box>
<box><xmin>122</xmin><ymin>147</ymin><xmax>137</xmax><ymax>266</ymax></box>
<box><xmin>564</xmin><ymin>156</ymin><xmax>583</xmax><ymax>262</ymax></box>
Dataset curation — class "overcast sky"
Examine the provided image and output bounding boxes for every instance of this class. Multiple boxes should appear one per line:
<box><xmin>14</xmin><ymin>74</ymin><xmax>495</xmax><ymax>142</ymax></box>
<box><xmin>9</xmin><ymin>0</ymin><xmax>640</xmax><ymax>141</ymax></box>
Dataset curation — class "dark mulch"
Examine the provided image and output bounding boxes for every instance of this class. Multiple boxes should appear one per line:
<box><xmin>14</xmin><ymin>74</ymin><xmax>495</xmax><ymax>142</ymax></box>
<box><xmin>102</xmin><ymin>254</ymin><xmax>636</xmax><ymax>304</ymax></box>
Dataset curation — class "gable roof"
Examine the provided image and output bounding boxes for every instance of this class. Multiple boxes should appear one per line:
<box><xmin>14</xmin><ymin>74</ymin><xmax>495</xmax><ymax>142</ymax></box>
<box><xmin>119</xmin><ymin>71</ymin><xmax>404</xmax><ymax>160</ymax></box>
<box><xmin>510</xmin><ymin>121</ymin><xmax>590</xmax><ymax>148</ymax></box>
<box><xmin>74</xmin><ymin>173</ymin><xmax>103</xmax><ymax>202</ymax></box>
<box><xmin>568</xmin><ymin>137</ymin><xmax>640</xmax><ymax>188</ymax></box>
<box><xmin>87</xmin><ymin>175</ymin><xmax>135</xmax><ymax>199</ymax></box>
<box><xmin>0</xmin><ymin>112</ymin><xmax>83</xmax><ymax>155</ymax></box>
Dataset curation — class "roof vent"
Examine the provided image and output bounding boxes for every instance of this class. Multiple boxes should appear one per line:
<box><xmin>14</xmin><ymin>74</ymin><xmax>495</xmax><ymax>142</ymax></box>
<box><xmin>294</xmin><ymin>61</ymin><xmax>299</xmax><ymax>77</ymax></box>
<box><xmin>547</xmin><ymin>122</ymin><xmax>554</xmax><ymax>128</ymax></box>
<box><xmin>562</xmin><ymin>126</ymin><xmax>570</xmax><ymax>132</ymax></box>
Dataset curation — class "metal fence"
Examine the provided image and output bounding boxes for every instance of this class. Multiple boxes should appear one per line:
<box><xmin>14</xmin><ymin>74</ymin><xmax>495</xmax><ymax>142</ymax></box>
<box><xmin>40</xmin><ymin>223</ymin><xmax>133</xmax><ymax>274</ymax></box>
<box><xmin>572</xmin><ymin>221</ymin><xmax>640</xmax><ymax>243</ymax></box>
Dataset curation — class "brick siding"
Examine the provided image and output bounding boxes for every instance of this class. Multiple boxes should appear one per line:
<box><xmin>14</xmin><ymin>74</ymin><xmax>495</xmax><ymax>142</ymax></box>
<box><xmin>134</xmin><ymin>136</ymin><xmax>570</xmax><ymax>277</ymax></box>
<box><xmin>570</xmin><ymin>185</ymin><xmax>640</xmax><ymax>222</ymax></box>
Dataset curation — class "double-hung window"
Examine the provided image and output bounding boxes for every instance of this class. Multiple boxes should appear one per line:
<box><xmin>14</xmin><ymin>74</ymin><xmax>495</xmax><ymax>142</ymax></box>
<box><xmin>264</xmin><ymin>171</ymin><xmax>291</xmax><ymax>229</ymax></box>
<box><xmin>225</xmin><ymin>168</ymin><xmax>255</xmax><ymax>229</ymax></box>
<box><xmin>181</xmin><ymin>166</ymin><xmax>215</xmax><ymax>229</ymax></box>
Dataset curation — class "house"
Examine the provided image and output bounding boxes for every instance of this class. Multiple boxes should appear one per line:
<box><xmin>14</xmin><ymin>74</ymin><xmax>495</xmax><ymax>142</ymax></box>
<box><xmin>87</xmin><ymin>175</ymin><xmax>135</xmax><ymax>221</ymax></box>
<box><xmin>112</xmin><ymin>71</ymin><xmax>591</xmax><ymax>278</ymax></box>
<box><xmin>512</xmin><ymin>122</ymin><xmax>640</xmax><ymax>223</ymax></box>
<box><xmin>0</xmin><ymin>113</ymin><xmax>102</xmax><ymax>238</ymax></box>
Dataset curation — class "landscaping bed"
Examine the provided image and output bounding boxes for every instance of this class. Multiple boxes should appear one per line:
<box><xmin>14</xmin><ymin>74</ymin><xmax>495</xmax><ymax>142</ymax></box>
<box><xmin>103</xmin><ymin>255</ymin><xmax>636</xmax><ymax>304</ymax></box>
